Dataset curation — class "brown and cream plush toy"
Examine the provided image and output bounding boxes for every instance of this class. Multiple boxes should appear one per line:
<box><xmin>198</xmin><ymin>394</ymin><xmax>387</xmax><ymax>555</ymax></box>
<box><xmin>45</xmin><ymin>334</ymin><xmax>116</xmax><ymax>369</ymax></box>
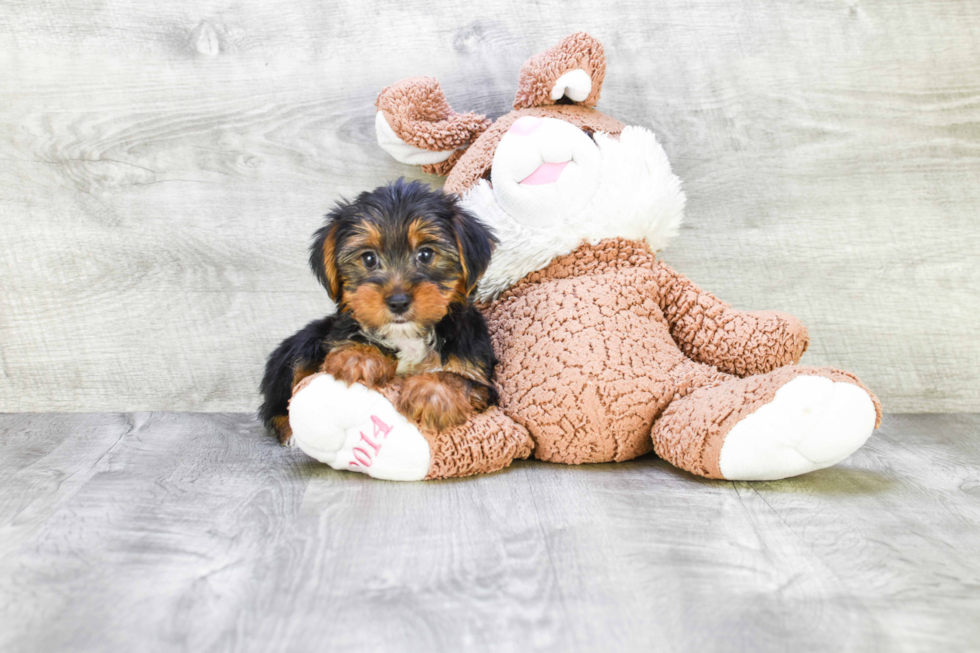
<box><xmin>288</xmin><ymin>32</ymin><xmax>881</xmax><ymax>481</ymax></box>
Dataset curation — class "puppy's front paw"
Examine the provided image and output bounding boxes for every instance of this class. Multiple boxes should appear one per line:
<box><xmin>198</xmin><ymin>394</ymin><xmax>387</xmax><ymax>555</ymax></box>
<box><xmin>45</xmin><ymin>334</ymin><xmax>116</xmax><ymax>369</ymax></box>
<box><xmin>322</xmin><ymin>343</ymin><xmax>396</xmax><ymax>389</ymax></box>
<box><xmin>397</xmin><ymin>373</ymin><xmax>473</xmax><ymax>431</ymax></box>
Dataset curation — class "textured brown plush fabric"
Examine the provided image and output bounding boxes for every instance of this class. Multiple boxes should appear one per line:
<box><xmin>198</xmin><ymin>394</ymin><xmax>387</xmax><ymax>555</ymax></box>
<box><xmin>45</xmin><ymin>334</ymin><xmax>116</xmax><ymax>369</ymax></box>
<box><xmin>483</xmin><ymin>239</ymin><xmax>720</xmax><ymax>463</ymax></box>
<box><xmin>376</xmin><ymin>380</ymin><xmax>534</xmax><ymax>480</ymax></box>
<box><xmin>443</xmin><ymin>105</ymin><xmax>624</xmax><ymax>195</ymax></box>
<box><xmin>420</xmin><ymin>149</ymin><xmax>464</xmax><ymax>176</ymax></box>
<box><xmin>421</xmin><ymin>408</ymin><xmax>534</xmax><ymax>480</ymax></box>
<box><xmin>496</xmin><ymin>238</ymin><xmax>811</xmax><ymax>377</ymax></box>
<box><xmin>376</xmin><ymin>76</ymin><xmax>491</xmax><ymax>152</ymax></box>
<box><xmin>513</xmin><ymin>32</ymin><xmax>606</xmax><ymax>110</ymax></box>
<box><xmin>652</xmin><ymin>262</ymin><xmax>811</xmax><ymax>377</ymax></box>
<box><xmin>651</xmin><ymin>365</ymin><xmax>884</xmax><ymax>479</ymax></box>
<box><xmin>480</xmin><ymin>238</ymin><xmax>868</xmax><ymax>466</ymax></box>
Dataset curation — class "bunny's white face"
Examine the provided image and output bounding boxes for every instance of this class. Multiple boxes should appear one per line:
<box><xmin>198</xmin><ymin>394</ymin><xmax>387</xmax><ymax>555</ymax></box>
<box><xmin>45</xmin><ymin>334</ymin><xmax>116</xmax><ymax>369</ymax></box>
<box><xmin>489</xmin><ymin>116</ymin><xmax>602</xmax><ymax>228</ymax></box>
<box><xmin>463</xmin><ymin>124</ymin><xmax>687</xmax><ymax>301</ymax></box>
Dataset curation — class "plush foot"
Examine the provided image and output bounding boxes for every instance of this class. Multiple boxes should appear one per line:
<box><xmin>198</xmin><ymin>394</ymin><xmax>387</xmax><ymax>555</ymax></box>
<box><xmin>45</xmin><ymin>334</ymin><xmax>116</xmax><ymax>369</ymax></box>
<box><xmin>717</xmin><ymin>375</ymin><xmax>878</xmax><ymax>480</ymax></box>
<box><xmin>289</xmin><ymin>374</ymin><xmax>534</xmax><ymax>481</ymax></box>
<box><xmin>288</xmin><ymin>373</ymin><xmax>430</xmax><ymax>481</ymax></box>
<box><xmin>652</xmin><ymin>366</ymin><xmax>881</xmax><ymax>481</ymax></box>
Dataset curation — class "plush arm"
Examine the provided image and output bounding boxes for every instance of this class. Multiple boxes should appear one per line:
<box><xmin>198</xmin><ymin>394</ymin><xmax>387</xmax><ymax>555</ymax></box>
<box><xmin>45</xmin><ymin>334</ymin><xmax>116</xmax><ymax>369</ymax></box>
<box><xmin>652</xmin><ymin>260</ymin><xmax>810</xmax><ymax>377</ymax></box>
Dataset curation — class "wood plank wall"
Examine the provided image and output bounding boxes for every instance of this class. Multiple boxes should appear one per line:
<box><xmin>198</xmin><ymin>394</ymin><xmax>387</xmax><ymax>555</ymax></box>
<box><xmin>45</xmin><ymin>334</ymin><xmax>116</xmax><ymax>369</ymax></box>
<box><xmin>1</xmin><ymin>1</ymin><xmax>978</xmax><ymax>412</ymax></box>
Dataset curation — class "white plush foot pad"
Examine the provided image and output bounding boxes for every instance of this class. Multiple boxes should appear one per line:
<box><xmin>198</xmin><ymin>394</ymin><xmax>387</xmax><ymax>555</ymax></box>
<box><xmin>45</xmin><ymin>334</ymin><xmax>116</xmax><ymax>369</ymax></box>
<box><xmin>289</xmin><ymin>375</ymin><xmax>431</xmax><ymax>481</ymax></box>
<box><xmin>718</xmin><ymin>375</ymin><xmax>877</xmax><ymax>481</ymax></box>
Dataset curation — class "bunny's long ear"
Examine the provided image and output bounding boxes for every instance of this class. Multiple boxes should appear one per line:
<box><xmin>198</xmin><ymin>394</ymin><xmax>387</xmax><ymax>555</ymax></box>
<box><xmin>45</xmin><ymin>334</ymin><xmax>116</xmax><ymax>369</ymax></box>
<box><xmin>513</xmin><ymin>32</ymin><xmax>606</xmax><ymax>110</ymax></box>
<box><xmin>375</xmin><ymin>77</ymin><xmax>491</xmax><ymax>176</ymax></box>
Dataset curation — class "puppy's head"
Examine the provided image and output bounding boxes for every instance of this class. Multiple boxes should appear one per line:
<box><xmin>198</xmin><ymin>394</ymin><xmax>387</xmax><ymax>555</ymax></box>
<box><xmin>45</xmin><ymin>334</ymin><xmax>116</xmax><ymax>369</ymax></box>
<box><xmin>310</xmin><ymin>179</ymin><xmax>496</xmax><ymax>335</ymax></box>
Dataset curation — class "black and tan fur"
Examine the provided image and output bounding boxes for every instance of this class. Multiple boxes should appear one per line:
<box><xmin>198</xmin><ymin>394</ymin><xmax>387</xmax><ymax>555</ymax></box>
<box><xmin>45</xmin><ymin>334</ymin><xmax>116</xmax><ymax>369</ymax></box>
<box><xmin>259</xmin><ymin>179</ymin><xmax>498</xmax><ymax>444</ymax></box>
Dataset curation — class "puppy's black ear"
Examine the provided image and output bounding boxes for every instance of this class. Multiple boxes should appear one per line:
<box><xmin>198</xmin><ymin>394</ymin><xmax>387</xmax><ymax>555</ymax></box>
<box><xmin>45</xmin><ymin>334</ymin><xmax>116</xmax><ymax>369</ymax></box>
<box><xmin>450</xmin><ymin>199</ymin><xmax>497</xmax><ymax>295</ymax></box>
<box><xmin>310</xmin><ymin>213</ymin><xmax>343</xmax><ymax>302</ymax></box>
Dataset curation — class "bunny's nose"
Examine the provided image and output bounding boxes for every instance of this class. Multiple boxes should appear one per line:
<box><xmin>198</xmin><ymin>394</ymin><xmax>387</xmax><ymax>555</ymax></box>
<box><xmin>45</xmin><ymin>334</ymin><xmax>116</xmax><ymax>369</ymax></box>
<box><xmin>509</xmin><ymin>116</ymin><xmax>545</xmax><ymax>136</ymax></box>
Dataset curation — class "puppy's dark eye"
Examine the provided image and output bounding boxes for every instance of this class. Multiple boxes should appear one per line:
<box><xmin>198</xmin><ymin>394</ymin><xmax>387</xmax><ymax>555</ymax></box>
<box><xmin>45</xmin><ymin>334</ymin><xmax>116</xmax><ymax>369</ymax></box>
<box><xmin>361</xmin><ymin>251</ymin><xmax>379</xmax><ymax>269</ymax></box>
<box><xmin>416</xmin><ymin>247</ymin><xmax>435</xmax><ymax>265</ymax></box>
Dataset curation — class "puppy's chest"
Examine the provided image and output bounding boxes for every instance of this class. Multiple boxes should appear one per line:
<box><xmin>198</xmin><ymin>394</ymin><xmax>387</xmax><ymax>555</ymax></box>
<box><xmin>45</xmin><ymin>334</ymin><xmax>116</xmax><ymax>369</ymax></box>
<box><xmin>378</xmin><ymin>330</ymin><xmax>439</xmax><ymax>375</ymax></box>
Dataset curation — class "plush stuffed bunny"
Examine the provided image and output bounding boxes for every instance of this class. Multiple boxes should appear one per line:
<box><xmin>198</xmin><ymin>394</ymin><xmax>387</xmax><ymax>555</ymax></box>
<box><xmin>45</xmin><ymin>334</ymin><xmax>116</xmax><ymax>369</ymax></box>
<box><xmin>288</xmin><ymin>32</ymin><xmax>881</xmax><ymax>481</ymax></box>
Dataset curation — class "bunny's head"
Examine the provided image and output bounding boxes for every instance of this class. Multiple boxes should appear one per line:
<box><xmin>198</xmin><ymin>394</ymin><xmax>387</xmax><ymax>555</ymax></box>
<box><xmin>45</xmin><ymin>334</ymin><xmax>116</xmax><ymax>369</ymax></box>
<box><xmin>376</xmin><ymin>33</ymin><xmax>685</xmax><ymax>299</ymax></box>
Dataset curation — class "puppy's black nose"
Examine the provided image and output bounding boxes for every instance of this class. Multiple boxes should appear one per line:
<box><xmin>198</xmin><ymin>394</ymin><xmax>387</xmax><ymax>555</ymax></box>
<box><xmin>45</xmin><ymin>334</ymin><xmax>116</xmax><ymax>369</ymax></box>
<box><xmin>386</xmin><ymin>292</ymin><xmax>411</xmax><ymax>315</ymax></box>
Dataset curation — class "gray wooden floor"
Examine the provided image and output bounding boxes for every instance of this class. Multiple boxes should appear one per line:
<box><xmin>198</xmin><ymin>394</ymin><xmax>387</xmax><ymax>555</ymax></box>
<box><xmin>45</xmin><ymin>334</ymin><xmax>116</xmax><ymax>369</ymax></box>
<box><xmin>1</xmin><ymin>413</ymin><xmax>978</xmax><ymax>653</ymax></box>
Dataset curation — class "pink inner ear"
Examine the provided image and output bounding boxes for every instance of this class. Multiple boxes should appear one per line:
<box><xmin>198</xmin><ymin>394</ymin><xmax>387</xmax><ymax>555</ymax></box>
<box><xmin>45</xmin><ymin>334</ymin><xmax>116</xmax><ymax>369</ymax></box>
<box><xmin>520</xmin><ymin>161</ymin><xmax>569</xmax><ymax>185</ymax></box>
<box><xmin>509</xmin><ymin>116</ymin><xmax>545</xmax><ymax>136</ymax></box>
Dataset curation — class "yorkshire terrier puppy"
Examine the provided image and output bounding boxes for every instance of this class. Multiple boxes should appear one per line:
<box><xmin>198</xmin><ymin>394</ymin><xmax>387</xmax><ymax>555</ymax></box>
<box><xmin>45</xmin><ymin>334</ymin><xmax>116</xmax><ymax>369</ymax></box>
<box><xmin>259</xmin><ymin>179</ymin><xmax>499</xmax><ymax>445</ymax></box>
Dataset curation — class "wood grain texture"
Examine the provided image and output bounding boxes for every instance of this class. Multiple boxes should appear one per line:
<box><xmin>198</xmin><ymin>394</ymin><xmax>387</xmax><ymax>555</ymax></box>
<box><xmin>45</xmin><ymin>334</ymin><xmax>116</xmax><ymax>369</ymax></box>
<box><xmin>0</xmin><ymin>412</ymin><xmax>978</xmax><ymax>652</ymax></box>
<box><xmin>0</xmin><ymin>1</ymin><xmax>978</xmax><ymax>412</ymax></box>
